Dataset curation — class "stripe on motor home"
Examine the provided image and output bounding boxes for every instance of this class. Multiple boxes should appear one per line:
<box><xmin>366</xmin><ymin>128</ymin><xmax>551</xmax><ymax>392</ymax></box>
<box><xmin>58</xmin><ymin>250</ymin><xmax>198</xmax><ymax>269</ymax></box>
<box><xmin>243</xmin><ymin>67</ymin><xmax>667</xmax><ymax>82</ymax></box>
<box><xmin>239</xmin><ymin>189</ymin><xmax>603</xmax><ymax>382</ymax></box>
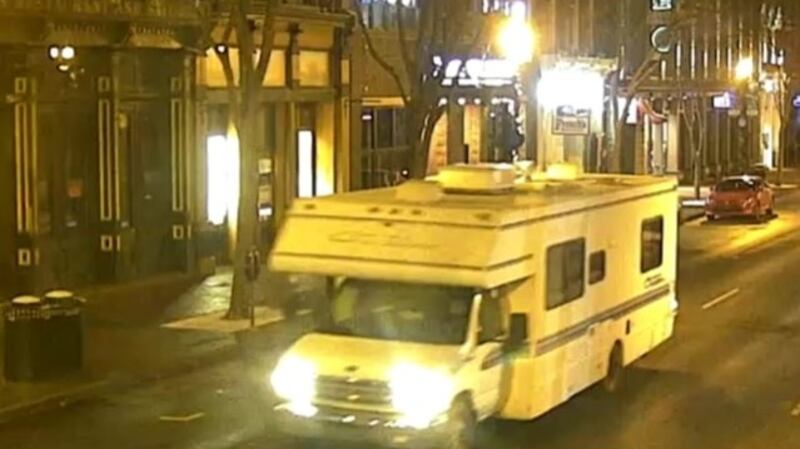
<box><xmin>535</xmin><ymin>284</ymin><xmax>671</xmax><ymax>356</ymax></box>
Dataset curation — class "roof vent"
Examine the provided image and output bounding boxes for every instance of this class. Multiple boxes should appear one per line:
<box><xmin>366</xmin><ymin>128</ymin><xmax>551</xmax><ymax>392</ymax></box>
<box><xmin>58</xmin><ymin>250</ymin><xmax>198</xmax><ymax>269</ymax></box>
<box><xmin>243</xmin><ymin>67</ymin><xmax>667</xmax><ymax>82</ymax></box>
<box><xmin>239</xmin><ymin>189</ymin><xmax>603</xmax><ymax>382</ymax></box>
<box><xmin>438</xmin><ymin>164</ymin><xmax>516</xmax><ymax>193</ymax></box>
<box><xmin>395</xmin><ymin>180</ymin><xmax>444</xmax><ymax>203</ymax></box>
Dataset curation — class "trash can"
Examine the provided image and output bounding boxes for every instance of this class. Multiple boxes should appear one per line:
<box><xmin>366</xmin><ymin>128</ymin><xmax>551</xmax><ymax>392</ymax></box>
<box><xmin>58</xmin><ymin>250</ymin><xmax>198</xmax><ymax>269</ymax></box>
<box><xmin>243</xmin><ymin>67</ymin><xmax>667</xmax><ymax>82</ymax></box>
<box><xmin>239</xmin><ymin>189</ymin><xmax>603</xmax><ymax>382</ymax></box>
<box><xmin>3</xmin><ymin>292</ymin><xmax>84</xmax><ymax>382</ymax></box>
<box><xmin>43</xmin><ymin>291</ymin><xmax>84</xmax><ymax>375</ymax></box>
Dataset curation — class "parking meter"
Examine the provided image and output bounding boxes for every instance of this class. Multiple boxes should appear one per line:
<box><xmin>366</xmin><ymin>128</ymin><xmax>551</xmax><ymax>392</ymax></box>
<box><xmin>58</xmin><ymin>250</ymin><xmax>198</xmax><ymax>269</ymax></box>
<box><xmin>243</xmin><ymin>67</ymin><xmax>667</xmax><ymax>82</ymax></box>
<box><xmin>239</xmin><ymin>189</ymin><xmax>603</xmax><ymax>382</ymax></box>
<box><xmin>245</xmin><ymin>248</ymin><xmax>261</xmax><ymax>327</ymax></box>
<box><xmin>245</xmin><ymin>248</ymin><xmax>261</xmax><ymax>282</ymax></box>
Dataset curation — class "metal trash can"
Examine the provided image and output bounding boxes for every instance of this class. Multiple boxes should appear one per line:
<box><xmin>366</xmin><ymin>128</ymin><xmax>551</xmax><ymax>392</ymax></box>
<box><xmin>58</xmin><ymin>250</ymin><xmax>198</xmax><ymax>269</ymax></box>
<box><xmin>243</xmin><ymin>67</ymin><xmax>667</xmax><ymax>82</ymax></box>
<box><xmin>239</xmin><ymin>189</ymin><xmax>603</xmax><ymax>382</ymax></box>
<box><xmin>43</xmin><ymin>291</ymin><xmax>84</xmax><ymax>375</ymax></box>
<box><xmin>3</xmin><ymin>292</ymin><xmax>84</xmax><ymax>382</ymax></box>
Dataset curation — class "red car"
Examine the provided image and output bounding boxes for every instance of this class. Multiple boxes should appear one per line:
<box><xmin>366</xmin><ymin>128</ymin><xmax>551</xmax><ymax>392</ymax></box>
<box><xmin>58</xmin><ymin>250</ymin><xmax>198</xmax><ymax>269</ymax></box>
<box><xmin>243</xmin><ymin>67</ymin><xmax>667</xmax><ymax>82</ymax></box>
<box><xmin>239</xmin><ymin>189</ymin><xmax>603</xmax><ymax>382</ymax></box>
<box><xmin>706</xmin><ymin>176</ymin><xmax>774</xmax><ymax>221</ymax></box>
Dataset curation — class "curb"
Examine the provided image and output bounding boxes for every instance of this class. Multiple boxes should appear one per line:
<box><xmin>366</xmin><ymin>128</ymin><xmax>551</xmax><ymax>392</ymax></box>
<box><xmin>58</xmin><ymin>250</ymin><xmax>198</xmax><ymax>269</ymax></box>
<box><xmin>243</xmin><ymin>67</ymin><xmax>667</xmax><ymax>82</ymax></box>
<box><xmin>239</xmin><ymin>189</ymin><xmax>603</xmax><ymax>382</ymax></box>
<box><xmin>0</xmin><ymin>344</ymin><xmax>242</xmax><ymax>425</ymax></box>
<box><xmin>0</xmin><ymin>317</ymin><xmax>307</xmax><ymax>424</ymax></box>
<box><xmin>680</xmin><ymin>209</ymin><xmax>706</xmax><ymax>225</ymax></box>
<box><xmin>0</xmin><ymin>379</ymin><xmax>111</xmax><ymax>424</ymax></box>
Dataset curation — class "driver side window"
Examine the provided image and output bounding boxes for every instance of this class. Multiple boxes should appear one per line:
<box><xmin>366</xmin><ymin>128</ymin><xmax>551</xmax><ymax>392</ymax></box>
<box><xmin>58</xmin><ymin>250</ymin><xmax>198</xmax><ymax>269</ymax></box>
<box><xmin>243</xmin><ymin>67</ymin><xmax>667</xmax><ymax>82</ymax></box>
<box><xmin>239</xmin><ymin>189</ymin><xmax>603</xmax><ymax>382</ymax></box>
<box><xmin>479</xmin><ymin>296</ymin><xmax>503</xmax><ymax>343</ymax></box>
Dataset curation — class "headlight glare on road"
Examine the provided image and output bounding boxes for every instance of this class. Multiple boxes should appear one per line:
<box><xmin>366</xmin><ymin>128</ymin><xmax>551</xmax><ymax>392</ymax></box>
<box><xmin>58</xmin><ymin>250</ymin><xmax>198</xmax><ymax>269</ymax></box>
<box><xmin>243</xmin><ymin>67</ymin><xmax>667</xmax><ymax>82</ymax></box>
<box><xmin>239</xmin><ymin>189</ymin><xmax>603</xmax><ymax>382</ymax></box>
<box><xmin>270</xmin><ymin>355</ymin><xmax>316</xmax><ymax>406</ymax></box>
<box><xmin>389</xmin><ymin>363</ymin><xmax>454</xmax><ymax>429</ymax></box>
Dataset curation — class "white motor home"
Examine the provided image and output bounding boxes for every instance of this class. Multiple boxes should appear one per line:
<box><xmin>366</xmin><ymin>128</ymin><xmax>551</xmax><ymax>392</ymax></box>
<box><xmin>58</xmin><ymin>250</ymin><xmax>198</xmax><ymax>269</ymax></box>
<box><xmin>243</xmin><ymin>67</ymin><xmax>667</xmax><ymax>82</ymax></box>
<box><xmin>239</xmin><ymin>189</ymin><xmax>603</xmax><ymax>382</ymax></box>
<box><xmin>268</xmin><ymin>164</ymin><xmax>679</xmax><ymax>449</ymax></box>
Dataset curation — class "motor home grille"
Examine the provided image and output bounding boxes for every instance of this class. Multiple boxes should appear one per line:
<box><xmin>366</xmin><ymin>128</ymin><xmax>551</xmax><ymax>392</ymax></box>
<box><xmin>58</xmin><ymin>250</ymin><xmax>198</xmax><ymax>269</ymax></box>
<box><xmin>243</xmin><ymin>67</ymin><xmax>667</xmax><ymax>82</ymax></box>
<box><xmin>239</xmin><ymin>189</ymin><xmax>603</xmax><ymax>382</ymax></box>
<box><xmin>315</xmin><ymin>376</ymin><xmax>392</xmax><ymax>406</ymax></box>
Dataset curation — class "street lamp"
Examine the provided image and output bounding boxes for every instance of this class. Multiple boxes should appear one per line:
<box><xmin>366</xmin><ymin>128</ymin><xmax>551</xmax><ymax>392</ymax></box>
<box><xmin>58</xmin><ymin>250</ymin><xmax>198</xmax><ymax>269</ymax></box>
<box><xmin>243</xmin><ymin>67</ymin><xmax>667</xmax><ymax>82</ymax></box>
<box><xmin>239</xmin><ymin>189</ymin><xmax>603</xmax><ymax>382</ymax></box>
<box><xmin>735</xmin><ymin>57</ymin><xmax>754</xmax><ymax>81</ymax></box>
<box><xmin>497</xmin><ymin>1</ymin><xmax>535</xmax><ymax>65</ymax></box>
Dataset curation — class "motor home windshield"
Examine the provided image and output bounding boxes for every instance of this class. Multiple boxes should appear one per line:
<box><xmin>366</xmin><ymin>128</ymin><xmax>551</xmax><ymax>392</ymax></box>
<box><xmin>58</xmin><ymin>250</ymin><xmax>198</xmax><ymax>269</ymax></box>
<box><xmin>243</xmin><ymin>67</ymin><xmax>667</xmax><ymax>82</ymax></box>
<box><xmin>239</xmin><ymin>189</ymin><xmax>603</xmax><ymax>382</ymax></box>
<box><xmin>319</xmin><ymin>279</ymin><xmax>474</xmax><ymax>345</ymax></box>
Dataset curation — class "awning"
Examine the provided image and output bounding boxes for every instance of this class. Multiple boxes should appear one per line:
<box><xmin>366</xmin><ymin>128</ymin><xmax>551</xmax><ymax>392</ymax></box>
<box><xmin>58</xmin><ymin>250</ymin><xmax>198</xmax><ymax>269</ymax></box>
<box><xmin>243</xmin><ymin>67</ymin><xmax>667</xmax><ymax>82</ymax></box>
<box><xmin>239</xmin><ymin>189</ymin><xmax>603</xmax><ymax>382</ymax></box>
<box><xmin>125</xmin><ymin>29</ymin><xmax>182</xmax><ymax>49</ymax></box>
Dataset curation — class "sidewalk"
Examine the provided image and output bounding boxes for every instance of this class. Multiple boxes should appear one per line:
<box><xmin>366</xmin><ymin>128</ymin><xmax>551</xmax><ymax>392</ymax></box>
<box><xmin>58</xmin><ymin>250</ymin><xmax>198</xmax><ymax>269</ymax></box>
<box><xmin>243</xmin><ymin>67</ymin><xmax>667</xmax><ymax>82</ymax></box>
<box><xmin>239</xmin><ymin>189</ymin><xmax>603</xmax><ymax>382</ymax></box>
<box><xmin>0</xmin><ymin>268</ymin><xmax>319</xmax><ymax>423</ymax></box>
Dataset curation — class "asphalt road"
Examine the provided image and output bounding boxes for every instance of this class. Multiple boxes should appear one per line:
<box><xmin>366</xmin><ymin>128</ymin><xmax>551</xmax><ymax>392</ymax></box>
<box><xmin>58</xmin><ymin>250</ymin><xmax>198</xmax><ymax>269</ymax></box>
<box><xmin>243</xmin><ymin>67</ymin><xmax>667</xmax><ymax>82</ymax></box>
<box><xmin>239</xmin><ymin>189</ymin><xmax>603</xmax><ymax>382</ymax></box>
<box><xmin>2</xmin><ymin>196</ymin><xmax>800</xmax><ymax>449</ymax></box>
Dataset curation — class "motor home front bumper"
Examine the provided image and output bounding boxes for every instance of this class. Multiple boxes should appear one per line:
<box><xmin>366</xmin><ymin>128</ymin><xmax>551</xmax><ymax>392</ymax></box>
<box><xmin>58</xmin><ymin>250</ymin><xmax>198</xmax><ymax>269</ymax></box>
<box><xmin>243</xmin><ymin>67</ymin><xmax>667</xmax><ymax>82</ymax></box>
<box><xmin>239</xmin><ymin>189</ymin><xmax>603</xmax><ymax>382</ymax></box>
<box><xmin>273</xmin><ymin>403</ymin><xmax>449</xmax><ymax>448</ymax></box>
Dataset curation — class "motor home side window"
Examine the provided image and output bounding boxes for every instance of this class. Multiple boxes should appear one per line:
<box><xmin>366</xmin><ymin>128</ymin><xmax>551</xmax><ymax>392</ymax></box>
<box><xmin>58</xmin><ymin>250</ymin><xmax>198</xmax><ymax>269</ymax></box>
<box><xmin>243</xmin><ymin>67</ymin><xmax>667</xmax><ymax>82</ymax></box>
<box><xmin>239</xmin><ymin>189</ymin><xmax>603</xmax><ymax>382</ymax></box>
<box><xmin>641</xmin><ymin>216</ymin><xmax>664</xmax><ymax>273</ymax></box>
<box><xmin>589</xmin><ymin>251</ymin><xmax>606</xmax><ymax>284</ymax></box>
<box><xmin>546</xmin><ymin>239</ymin><xmax>586</xmax><ymax>310</ymax></box>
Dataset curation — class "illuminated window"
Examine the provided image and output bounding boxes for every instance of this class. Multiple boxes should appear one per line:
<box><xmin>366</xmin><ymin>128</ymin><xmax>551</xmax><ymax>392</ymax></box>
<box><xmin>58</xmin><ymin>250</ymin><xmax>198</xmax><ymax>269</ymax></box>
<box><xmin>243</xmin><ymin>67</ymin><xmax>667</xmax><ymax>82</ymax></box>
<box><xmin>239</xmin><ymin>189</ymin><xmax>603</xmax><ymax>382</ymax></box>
<box><xmin>297</xmin><ymin>130</ymin><xmax>316</xmax><ymax>198</ymax></box>
<box><xmin>207</xmin><ymin>135</ymin><xmax>238</xmax><ymax>226</ymax></box>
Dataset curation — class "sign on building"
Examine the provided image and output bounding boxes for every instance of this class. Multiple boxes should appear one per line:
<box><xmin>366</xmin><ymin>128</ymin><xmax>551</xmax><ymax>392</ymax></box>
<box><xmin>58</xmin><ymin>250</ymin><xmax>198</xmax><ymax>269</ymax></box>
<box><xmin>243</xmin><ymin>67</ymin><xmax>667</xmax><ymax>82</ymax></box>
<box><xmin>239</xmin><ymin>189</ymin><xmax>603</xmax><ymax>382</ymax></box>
<box><xmin>435</xmin><ymin>57</ymin><xmax>517</xmax><ymax>88</ymax></box>
<box><xmin>553</xmin><ymin>106</ymin><xmax>591</xmax><ymax>135</ymax></box>
<box><xmin>650</xmin><ymin>0</ymin><xmax>674</xmax><ymax>12</ymax></box>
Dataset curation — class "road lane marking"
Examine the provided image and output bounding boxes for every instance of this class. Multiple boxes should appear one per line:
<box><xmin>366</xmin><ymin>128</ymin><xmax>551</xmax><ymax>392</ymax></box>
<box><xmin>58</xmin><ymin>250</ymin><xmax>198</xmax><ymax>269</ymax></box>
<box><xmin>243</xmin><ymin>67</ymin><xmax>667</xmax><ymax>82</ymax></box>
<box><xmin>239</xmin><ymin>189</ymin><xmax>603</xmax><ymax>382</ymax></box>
<box><xmin>159</xmin><ymin>412</ymin><xmax>205</xmax><ymax>423</ymax></box>
<box><xmin>701</xmin><ymin>288</ymin><xmax>741</xmax><ymax>310</ymax></box>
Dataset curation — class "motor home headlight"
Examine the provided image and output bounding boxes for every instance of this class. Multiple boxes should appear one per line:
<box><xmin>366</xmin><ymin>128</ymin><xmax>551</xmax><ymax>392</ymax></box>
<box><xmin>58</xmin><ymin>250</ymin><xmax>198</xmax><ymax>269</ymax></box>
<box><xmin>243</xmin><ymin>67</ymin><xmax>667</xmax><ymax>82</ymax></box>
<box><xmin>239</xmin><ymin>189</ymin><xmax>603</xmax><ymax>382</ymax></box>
<box><xmin>389</xmin><ymin>363</ymin><xmax>455</xmax><ymax>429</ymax></box>
<box><xmin>270</xmin><ymin>355</ymin><xmax>316</xmax><ymax>406</ymax></box>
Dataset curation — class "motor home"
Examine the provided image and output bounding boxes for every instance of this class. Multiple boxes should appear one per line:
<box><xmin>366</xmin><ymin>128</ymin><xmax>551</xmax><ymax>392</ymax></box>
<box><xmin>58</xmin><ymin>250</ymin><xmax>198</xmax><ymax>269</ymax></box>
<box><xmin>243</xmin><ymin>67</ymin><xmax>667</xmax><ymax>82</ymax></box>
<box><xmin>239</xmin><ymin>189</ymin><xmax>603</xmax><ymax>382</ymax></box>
<box><xmin>268</xmin><ymin>164</ymin><xmax>679</xmax><ymax>449</ymax></box>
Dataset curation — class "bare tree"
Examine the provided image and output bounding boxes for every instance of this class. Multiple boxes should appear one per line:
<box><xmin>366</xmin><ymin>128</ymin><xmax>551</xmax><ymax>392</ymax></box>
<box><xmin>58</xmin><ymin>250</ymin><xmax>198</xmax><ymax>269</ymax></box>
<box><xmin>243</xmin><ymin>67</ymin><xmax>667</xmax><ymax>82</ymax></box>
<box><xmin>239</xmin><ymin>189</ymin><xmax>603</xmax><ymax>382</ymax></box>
<box><xmin>678</xmin><ymin>94</ymin><xmax>708</xmax><ymax>198</ymax></box>
<box><xmin>610</xmin><ymin>1</ymin><xmax>712</xmax><ymax>174</ymax></box>
<box><xmin>201</xmin><ymin>0</ymin><xmax>277</xmax><ymax>319</ymax></box>
<box><xmin>351</xmin><ymin>0</ymin><xmax>494</xmax><ymax>178</ymax></box>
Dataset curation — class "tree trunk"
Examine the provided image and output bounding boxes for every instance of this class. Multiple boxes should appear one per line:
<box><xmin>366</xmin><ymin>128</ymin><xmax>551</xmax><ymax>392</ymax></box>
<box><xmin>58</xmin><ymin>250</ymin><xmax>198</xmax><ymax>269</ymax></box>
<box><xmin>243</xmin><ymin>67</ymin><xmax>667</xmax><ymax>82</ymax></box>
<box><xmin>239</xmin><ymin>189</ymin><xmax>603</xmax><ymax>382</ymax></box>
<box><xmin>611</xmin><ymin>95</ymin><xmax>635</xmax><ymax>173</ymax></box>
<box><xmin>228</xmin><ymin>97</ymin><xmax>261</xmax><ymax>319</ymax></box>
<box><xmin>406</xmin><ymin>103</ymin><xmax>444</xmax><ymax>179</ymax></box>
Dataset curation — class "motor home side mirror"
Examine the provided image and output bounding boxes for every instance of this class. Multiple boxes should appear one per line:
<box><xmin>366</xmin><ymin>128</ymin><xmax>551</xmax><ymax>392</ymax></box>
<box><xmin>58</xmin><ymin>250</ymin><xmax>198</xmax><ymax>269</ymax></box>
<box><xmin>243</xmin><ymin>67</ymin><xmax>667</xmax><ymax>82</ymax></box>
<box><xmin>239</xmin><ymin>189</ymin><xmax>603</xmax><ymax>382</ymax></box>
<box><xmin>507</xmin><ymin>314</ymin><xmax>528</xmax><ymax>350</ymax></box>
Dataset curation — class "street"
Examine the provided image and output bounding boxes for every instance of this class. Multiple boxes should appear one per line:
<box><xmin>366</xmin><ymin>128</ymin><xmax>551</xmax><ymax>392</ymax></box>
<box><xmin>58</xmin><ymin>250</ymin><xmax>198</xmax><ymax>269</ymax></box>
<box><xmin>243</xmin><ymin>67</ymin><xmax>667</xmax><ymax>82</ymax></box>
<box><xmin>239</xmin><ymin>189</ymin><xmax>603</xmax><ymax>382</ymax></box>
<box><xmin>2</xmin><ymin>197</ymin><xmax>800</xmax><ymax>449</ymax></box>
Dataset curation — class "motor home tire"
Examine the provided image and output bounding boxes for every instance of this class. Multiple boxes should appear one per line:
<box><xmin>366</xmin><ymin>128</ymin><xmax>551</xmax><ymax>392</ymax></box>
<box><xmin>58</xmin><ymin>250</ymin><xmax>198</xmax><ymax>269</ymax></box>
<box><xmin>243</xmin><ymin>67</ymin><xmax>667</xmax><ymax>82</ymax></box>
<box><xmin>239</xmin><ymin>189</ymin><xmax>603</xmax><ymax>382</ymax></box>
<box><xmin>446</xmin><ymin>398</ymin><xmax>477</xmax><ymax>449</ymax></box>
<box><xmin>603</xmin><ymin>343</ymin><xmax>625</xmax><ymax>393</ymax></box>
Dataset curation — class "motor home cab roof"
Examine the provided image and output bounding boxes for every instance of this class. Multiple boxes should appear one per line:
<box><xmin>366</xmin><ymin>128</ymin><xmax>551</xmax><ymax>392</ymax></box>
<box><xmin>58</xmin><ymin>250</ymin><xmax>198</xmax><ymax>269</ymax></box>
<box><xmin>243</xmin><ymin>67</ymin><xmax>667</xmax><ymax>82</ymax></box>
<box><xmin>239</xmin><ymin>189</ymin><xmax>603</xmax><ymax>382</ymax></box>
<box><xmin>270</xmin><ymin>165</ymin><xmax>677</xmax><ymax>288</ymax></box>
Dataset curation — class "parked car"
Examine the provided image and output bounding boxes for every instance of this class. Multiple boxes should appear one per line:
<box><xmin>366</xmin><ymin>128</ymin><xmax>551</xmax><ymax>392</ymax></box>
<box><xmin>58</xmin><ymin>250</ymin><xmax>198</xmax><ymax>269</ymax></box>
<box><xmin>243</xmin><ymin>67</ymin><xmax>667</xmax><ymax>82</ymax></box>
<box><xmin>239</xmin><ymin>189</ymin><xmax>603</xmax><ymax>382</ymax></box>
<box><xmin>706</xmin><ymin>176</ymin><xmax>774</xmax><ymax>221</ymax></box>
<box><xmin>743</xmin><ymin>163</ymin><xmax>770</xmax><ymax>180</ymax></box>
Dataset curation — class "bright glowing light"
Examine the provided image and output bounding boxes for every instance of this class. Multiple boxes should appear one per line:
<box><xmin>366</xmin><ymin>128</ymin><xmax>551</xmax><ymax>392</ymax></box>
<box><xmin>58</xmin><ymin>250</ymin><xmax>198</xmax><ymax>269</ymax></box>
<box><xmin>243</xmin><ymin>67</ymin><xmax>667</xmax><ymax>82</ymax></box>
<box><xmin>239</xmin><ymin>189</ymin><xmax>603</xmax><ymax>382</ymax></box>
<box><xmin>497</xmin><ymin>14</ymin><xmax>535</xmax><ymax>65</ymax></box>
<box><xmin>762</xmin><ymin>78</ymin><xmax>778</xmax><ymax>93</ymax></box>
<box><xmin>509</xmin><ymin>0</ymin><xmax>527</xmax><ymax>20</ymax></box>
<box><xmin>390</xmin><ymin>364</ymin><xmax>454</xmax><ymax>429</ymax></box>
<box><xmin>286</xmin><ymin>401</ymin><xmax>318</xmax><ymax>418</ymax></box>
<box><xmin>206</xmin><ymin>135</ymin><xmax>237</xmax><ymax>226</ymax></box>
<box><xmin>56</xmin><ymin>64</ymin><xmax>70</xmax><ymax>73</ymax></box>
<box><xmin>48</xmin><ymin>45</ymin><xmax>60</xmax><ymax>60</ymax></box>
<box><xmin>61</xmin><ymin>45</ymin><xmax>75</xmax><ymax>60</ymax></box>
<box><xmin>270</xmin><ymin>356</ymin><xmax>317</xmax><ymax>404</ymax></box>
<box><xmin>297</xmin><ymin>130</ymin><xmax>315</xmax><ymax>198</ymax></box>
<box><xmin>735</xmin><ymin>57</ymin><xmax>754</xmax><ymax>81</ymax></box>
<box><xmin>538</xmin><ymin>67</ymin><xmax>605</xmax><ymax>111</ymax></box>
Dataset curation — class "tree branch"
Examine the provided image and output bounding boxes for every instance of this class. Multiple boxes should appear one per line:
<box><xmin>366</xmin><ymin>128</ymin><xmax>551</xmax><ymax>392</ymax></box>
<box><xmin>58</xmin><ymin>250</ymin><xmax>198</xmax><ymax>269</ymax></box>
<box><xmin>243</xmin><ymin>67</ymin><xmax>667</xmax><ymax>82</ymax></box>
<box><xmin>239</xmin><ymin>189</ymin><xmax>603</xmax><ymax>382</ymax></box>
<box><xmin>212</xmin><ymin>2</ymin><xmax>239</xmax><ymax>127</ymax></box>
<box><xmin>350</xmin><ymin>0</ymin><xmax>409</xmax><ymax>105</ymax></box>
<box><xmin>394</xmin><ymin>1</ymin><xmax>415</xmax><ymax>86</ymax></box>
<box><xmin>234</xmin><ymin>0</ymin><xmax>255</xmax><ymax>93</ymax></box>
<box><xmin>255</xmin><ymin>0</ymin><xmax>277</xmax><ymax>82</ymax></box>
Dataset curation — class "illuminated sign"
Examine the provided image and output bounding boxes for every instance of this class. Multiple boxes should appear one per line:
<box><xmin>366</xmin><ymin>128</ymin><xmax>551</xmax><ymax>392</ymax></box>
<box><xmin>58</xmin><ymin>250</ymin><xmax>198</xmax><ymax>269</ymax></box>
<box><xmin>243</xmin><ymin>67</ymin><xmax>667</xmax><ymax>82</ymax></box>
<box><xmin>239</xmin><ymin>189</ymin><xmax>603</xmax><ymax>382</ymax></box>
<box><xmin>650</xmin><ymin>26</ymin><xmax>672</xmax><ymax>54</ymax></box>
<box><xmin>713</xmin><ymin>93</ymin><xmax>733</xmax><ymax>109</ymax></box>
<box><xmin>553</xmin><ymin>106</ymin><xmax>591</xmax><ymax>136</ymax></box>
<box><xmin>650</xmin><ymin>0</ymin><xmax>674</xmax><ymax>11</ymax></box>
<box><xmin>434</xmin><ymin>57</ymin><xmax>517</xmax><ymax>88</ymax></box>
<box><xmin>792</xmin><ymin>94</ymin><xmax>800</xmax><ymax>108</ymax></box>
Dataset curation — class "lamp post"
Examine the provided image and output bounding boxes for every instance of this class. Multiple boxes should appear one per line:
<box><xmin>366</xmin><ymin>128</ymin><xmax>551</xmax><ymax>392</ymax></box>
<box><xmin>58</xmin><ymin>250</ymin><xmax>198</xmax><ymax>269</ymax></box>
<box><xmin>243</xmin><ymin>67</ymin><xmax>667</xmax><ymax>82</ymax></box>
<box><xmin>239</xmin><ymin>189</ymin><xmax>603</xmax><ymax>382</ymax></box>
<box><xmin>732</xmin><ymin>57</ymin><xmax>756</xmax><ymax>173</ymax></box>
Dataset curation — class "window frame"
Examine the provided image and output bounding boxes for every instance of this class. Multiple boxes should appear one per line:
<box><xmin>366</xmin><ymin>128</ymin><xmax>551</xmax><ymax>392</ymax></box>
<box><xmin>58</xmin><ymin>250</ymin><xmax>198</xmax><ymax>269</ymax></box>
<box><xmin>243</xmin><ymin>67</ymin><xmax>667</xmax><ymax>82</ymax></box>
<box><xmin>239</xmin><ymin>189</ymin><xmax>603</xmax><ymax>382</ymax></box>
<box><xmin>478</xmin><ymin>294</ymin><xmax>503</xmax><ymax>343</ymax></box>
<box><xmin>546</xmin><ymin>238</ymin><xmax>586</xmax><ymax>310</ymax></box>
<box><xmin>640</xmin><ymin>216</ymin><xmax>665</xmax><ymax>273</ymax></box>
<box><xmin>589</xmin><ymin>250</ymin><xmax>606</xmax><ymax>285</ymax></box>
